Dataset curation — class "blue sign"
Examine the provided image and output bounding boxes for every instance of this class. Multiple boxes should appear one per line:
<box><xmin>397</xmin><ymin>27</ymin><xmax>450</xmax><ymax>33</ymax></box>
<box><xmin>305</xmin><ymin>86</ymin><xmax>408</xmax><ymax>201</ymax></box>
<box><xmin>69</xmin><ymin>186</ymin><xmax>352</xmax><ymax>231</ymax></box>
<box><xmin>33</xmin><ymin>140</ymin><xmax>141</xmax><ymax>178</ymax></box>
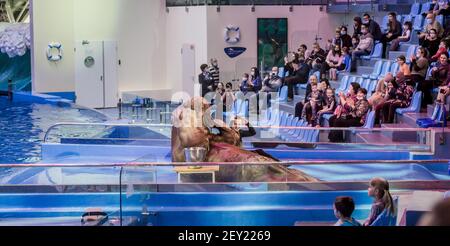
<box><xmin>224</xmin><ymin>47</ymin><xmax>246</xmax><ymax>58</ymax></box>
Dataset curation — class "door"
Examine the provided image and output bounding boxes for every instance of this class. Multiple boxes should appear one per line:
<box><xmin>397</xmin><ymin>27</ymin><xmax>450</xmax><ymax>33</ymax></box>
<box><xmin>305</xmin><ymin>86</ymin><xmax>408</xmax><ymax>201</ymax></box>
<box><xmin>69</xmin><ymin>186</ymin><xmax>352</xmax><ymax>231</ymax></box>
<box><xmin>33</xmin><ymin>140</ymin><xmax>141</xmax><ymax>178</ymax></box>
<box><xmin>103</xmin><ymin>41</ymin><xmax>119</xmax><ymax>108</ymax></box>
<box><xmin>75</xmin><ymin>40</ymin><xmax>105</xmax><ymax>108</ymax></box>
<box><xmin>181</xmin><ymin>44</ymin><xmax>196</xmax><ymax>97</ymax></box>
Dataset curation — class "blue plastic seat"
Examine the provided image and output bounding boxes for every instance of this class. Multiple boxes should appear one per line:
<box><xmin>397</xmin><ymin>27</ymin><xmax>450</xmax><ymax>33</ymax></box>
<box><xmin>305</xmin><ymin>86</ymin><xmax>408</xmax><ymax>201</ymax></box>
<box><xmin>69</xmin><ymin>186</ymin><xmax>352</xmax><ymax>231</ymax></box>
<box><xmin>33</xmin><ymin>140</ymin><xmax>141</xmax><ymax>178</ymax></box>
<box><xmin>235</xmin><ymin>91</ymin><xmax>244</xmax><ymax>100</ymax></box>
<box><xmin>397</xmin><ymin>14</ymin><xmax>403</xmax><ymax>24</ymax></box>
<box><xmin>420</xmin><ymin>2</ymin><xmax>431</xmax><ymax>15</ymax></box>
<box><xmin>336</xmin><ymin>75</ymin><xmax>350</xmax><ymax>94</ymax></box>
<box><xmin>436</xmin><ymin>15</ymin><xmax>444</xmax><ymax>27</ymax></box>
<box><xmin>381</xmin><ymin>15</ymin><xmax>389</xmax><ymax>33</ymax></box>
<box><xmin>361</xmin><ymin>79</ymin><xmax>371</xmax><ymax>90</ymax></box>
<box><xmin>413</xmin><ymin>15</ymin><xmax>424</xmax><ymax>31</ymax></box>
<box><xmin>370</xmin><ymin>197</ymin><xmax>398</xmax><ymax>226</ymax></box>
<box><xmin>367</xmin><ymin>80</ymin><xmax>378</xmax><ymax>97</ymax></box>
<box><xmin>390</xmin><ymin>62</ymin><xmax>400</xmax><ymax>76</ymax></box>
<box><xmin>355</xmin><ymin>77</ymin><xmax>364</xmax><ymax>86</ymax></box>
<box><xmin>406</xmin><ymin>45</ymin><xmax>418</xmax><ymax>64</ymax></box>
<box><xmin>235</xmin><ymin>99</ymin><xmax>249</xmax><ymax>117</ymax></box>
<box><xmin>402</xmin><ymin>14</ymin><xmax>413</xmax><ymax>24</ymax></box>
<box><xmin>396</xmin><ymin>91</ymin><xmax>423</xmax><ymax>115</ymax></box>
<box><xmin>362</xmin><ymin>43</ymin><xmax>383</xmax><ymax>60</ymax></box>
<box><xmin>377</xmin><ymin>61</ymin><xmax>392</xmax><ymax>80</ymax></box>
<box><xmin>362</xmin><ymin>60</ymin><xmax>384</xmax><ymax>79</ymax></box>
<box><xmin>363</xmin><ymin>110</ymin><xmax>376</xmax><ymax>129</ymax></box>
<box><xmin>410</xmin><ymin>3</ymin><xmax>421</xmax><ymax>16</ymax></box>
<box><xmin>271</xmin><ymin>86</ymin><xmax>288</xmax><ymax>103</ymax></box>
<box><xmin>278</xmin><ymin>67</ymin><xmax>285</xmax><ymax>78</ymax></box>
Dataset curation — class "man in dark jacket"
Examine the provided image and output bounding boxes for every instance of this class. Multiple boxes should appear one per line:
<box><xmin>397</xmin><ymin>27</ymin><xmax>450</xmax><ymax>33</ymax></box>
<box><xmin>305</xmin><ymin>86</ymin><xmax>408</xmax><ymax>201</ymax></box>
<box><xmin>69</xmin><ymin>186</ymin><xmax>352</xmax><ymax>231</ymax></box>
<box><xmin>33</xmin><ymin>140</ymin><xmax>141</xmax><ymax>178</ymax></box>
<box><xmin>284</xmin><ymin>59</ymin><xmax>311</xmax><ymax>101</ymax></box>
<box><xmin>199</xmin><ymin>64</ymin><xmax>214</xmax><ymax>97</ymax></box>
<box><xmin>363</xmin><ymin>13</ymin><xmax>382</xmax><ymax>41</ymax></box>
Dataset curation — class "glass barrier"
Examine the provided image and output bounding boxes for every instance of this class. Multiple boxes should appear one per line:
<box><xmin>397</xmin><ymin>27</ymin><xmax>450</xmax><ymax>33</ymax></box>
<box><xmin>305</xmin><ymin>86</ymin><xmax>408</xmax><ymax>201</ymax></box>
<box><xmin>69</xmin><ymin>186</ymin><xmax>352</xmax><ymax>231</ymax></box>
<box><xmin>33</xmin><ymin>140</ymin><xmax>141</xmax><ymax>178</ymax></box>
<box><xmin>43</xmin><ymin>122</ymin><xmax>434</xmax><ymax>153</ymax></box>
<box><xmin>0</xmin><ymin>160</ymin><xmax>448</xmax><ymax>226</ymax></box>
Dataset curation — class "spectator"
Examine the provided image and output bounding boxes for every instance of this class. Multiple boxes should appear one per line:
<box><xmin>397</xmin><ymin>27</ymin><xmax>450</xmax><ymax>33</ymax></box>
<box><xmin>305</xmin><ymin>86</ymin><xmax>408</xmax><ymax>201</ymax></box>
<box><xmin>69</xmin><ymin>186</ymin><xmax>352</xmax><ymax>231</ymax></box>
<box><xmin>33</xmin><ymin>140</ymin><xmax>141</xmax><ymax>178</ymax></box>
<box><xmin>350</xmin><ymin>36</ymin><xmax>360</xmax><ymax>53</ymax></box>
<box><xmin>199</xmin><ymin>64</ymin><xmax>214</xmax><ymax>97</ymax></box>
<box><xmin>410</xmin><ymin>47</ymin><xmax>431</xmax><ymax>108</ymax></box>
<box><xmin>364</xmin><ymin>177</ymin><xmax>396</xmax><ymax>226</ymax></box>
<box><xmin>340</xmin><ymin>26</ymin><xmax>353</xmax><ymax>49</ymax></box>
<box><xmin>215</xmin><ymin>82</ymin><xmax>225</xmax><ymax>96</ymax></box>
<box><xmin>397</xmin><ymin>55</ymin><xmax>411</xmax><ymax>76</ymax></box>
<box><xmin>351</xmin><ymin>24</ymin><xmax>374</xmax><ymax>72</ymax></box>
<box><xmin>222</xmin><ymin>82</ymin><xmax>236</xmax><ymax>113</ymax></box>
<box><xmin>362</xmin><ymin>13</ymin><xmax>382</xmax><ymax>41</ymax></box>
<box><xmin>285</xmin><ymin>59</ymin><xmax>311</xmax><ymax>101</ymax></box>
<box><xmin>261</xmin><ymin>67</ymin><xmax>282</xmax><ymax>93</ymax></box>
<box><xmin>320</xmin><ymin>44</ymin><xmax>345</xmax><ymax>80</ymax></box>
<box><xmin>332</xmin><ymin>28</ymin><xmax>343</xmax><ymax>49</ymax></box>
<box><xmin>334</xmin><ymin>196</ymin><xmax>362</xmax><ymax>226</ymax></box>
<box><xmin>250</xmin><ymin>67</ymin><xmax>262</xmax><ymax>92</ymax></box>
<box><xmin>329</xmin><ymin>87</ymin><xmax>369</xmax><ymax>143</ymax></box>
<box><xmin>380</xmin><ymin>72</ymin><xmax>415</xmax><ymax>123</ymax></box>
<box><xmin>419</xmin><ymin>13</ymin><xmax>444</xmax><ymax>42</ymax></box>
<box><xmin>369</xmin><ymin>73</ymin><xmax>394</xmax><ymax>110</ymax></box>
<box><xmin>317</xmin><ymin>87</ymin><xmax>337</xmax><ymax>126</ymax></box>
<box><xmin>389</xmin><ymin>21</ymin><xmax>412</xmax><ymax>52</ymax></box>
<box><xmin>297</xmin><ymin>44</ymin><xmax>311</xmax><ymax>60</ymax></box>
<box><xmin>374</xmin><ymin>79</ymin><xmax>399</xmax><ymax>125</ymax></box>
<box><xmin>381</xmin><ymin>12</ymin><xmax>403</xmax><ymax>58</ymax></box>
<box><xmin>209</xmin><ymin>58</ymin><xmax>220</xmax><ymax>87</ymax></box>
<box><xmin>294</xmin><ymin>75</ymin><xmax>320</xmax><ymax>118</ymax></box>
<box><xmin>306</xmin><ymin>43</ymin><xmax>326</xmax><ymax>73</ymax></box>
<box><xmin>353</xmin><ymin>16</ymin><xmax>363</xmax><ymax>38</ymax></box>
<box><xmin>240</xmin><ymin>73</ymin><xmax>251</xmax><ymax>94</ymax></box>
<box><xmin>431</xmin><ymin>52</ymin><xmax>450</xmax><ymax>87</ymax></box>
<box><xmin>436</xmin><ymin>81</ymin><xmax>450</xmax><ymax>110</ymax></box>
<box><xmin>430</xmin><ymin>40</ymin><xmax>449</xmax><ymax>62</ymax></box>
<box><xmin>422</xmin><ymin>28</ymin><xmax>441</xmax><ymax>58</ymax></box>
<box><xmin>301</xmin><ymin>80</ymin><xmax>323</xmax><ymax>126</ymax></box>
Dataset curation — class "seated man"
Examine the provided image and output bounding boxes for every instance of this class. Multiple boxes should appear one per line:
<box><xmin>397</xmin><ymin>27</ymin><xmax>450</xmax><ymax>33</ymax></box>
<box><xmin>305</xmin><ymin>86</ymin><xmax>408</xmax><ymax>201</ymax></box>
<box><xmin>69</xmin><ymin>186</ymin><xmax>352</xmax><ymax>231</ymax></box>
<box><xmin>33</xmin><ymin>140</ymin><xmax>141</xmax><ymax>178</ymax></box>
<box><xmin>351</xmin><ymin>24</ymin><xmax>374</xmax><ymax>72</ymax></box>
<box><xmin>419</xmin><ymin>13</ymin><xmax>444</xmax><ymax>42</ymax></box>
<box><xmin>261</xmin><ymin>67</ymin><xmax>282</xmax><ymax>93</ymax></box>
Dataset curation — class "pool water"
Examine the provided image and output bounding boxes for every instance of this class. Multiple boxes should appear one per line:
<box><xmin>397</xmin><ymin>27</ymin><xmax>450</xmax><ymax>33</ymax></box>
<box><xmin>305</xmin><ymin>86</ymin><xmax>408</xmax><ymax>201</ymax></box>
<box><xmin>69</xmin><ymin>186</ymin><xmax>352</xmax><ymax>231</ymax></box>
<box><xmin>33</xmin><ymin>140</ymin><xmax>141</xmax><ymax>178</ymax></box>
<box><xmin>0</xmin><ymin>98</ymin><xmax>106</xmax><ymax>164</ymax></box>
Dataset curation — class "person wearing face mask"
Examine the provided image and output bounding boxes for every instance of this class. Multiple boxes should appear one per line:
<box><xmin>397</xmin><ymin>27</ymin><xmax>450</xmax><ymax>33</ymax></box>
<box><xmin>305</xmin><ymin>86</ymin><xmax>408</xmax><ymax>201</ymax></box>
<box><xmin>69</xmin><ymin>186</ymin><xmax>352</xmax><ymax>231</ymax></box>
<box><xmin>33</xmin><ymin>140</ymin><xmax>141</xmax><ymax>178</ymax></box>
<box><xmin>374</xmin><ymin>79</ymin><xmax>399</xmax><ymax>125</ymax></box>
<box><xmin>240</xmin><ymin>73</ymin><xmax>252</xmax><ymax>94</ymax></box>
<box><xmin>249</xmin><ymin>67</ymin><xmax>262</xmax><ymax>92</ymax></box>
<box><xmin>261</xmin><ymin>67</ymin><xmax>282</xmax><ymax>93</ymax></box>
<box><xmin>351</xmin><ymin>24</ymin><xmax>374</xmax><ymax>72</ymax></box>
<box><xmin>411</xmin><ymin>47</ymin><xmax>431</xmax><ymax>108</ymax></box>
<box><xmin>353</xmin><ymin>16</ymin><xmax>363</xmax><ymax>38</ymax></box>
<box><xmin>320</xmin><ymin>44</ymin><xmax>345</xmax><ymax>80</ymax></box>
<box><xmin>209</xmin><ymin>58</ymin><xmax>220</xmax><ymax>88</ymax></box>
<box><xmin>340</xmin><ymin>26</ymin><xmax>353</xmax><ymax>49</ymax></box>
<box><xmin>332</xmin><ymin>29</ymin><xmax>343</xmax><ymax>50</ymax></box>
<box><xmin>421</xmin><ymin>28</ymin><xmax>441</xmax><ymax>58</ymax></box>
<box><xmin>419</xmin><ymin>13</ymin><xmax>444</xmax><ymax>42</ymax></box>
<box><xmin>199</xmin><ymin>64</ymin><xmax>214</xmax><ymax>97</ymax></box>
<box><xmin>362</xmin><ymin>13</ymin><xmax>382</xmax><ymax>41</ymax></box>
<box><xmin>369</xmin><ymin>72</ymin><xmax>395</xmax><ymax>109</ymax></box>
<box><xmin>381</xmin><ymin>12</ymin><xmax>403</xmax><ymax>59</ymax></box>
<box><xmin>306</xmin><ymin>43</ymin><xmax>326</xmax><ymax>72</ymax></box>
<box><xmin>329</xmin><ymin>88</ymin><xmax>370</xmax><ymax>143</ymax></box>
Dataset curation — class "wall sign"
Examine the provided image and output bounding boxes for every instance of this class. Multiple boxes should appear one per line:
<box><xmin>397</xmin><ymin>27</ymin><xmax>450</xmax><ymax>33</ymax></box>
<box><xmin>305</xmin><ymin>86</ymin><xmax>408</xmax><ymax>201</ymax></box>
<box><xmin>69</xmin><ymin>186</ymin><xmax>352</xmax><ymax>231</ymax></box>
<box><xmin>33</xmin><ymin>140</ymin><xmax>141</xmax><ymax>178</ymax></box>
<box><xmin>224</xmin><ymin>47</ymin><xmax>247</xmax><ymax>58</ymax></box>
<box><xmin>224</xmin><ymin>25</ymin><xmax>241</xmax><ymax>44</ymax></box>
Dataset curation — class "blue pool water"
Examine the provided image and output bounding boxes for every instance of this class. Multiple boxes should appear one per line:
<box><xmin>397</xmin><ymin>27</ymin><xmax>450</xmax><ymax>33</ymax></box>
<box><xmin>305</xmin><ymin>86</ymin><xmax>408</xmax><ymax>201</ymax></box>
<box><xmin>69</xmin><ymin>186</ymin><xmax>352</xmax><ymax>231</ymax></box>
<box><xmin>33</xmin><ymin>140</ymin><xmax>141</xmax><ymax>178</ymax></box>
<box><xmin>0</xmin><ymin>98</ymin><xmax>106</xmax><ymax>164</ymax></box>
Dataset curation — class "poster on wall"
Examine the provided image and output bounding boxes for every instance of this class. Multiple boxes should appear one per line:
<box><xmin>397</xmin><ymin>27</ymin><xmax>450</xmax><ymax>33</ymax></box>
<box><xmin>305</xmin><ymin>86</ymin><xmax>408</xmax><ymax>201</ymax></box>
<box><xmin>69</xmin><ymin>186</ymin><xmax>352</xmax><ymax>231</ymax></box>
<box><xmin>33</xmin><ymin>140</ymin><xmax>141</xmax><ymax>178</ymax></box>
<box><xmin>257</xmin><ymin>18</ymin><xmax>288</xmax><ymax>72</ymax></box>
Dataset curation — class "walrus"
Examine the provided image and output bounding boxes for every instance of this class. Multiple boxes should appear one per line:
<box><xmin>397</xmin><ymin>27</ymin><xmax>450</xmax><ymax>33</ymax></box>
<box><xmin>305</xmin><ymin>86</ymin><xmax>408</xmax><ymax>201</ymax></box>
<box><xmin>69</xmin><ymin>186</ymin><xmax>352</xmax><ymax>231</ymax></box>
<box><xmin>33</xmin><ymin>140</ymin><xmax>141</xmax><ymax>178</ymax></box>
<box><xmin>171</xmin><ymin>97</ymin><xmax>318</xmax><ymax>182</ymax></box>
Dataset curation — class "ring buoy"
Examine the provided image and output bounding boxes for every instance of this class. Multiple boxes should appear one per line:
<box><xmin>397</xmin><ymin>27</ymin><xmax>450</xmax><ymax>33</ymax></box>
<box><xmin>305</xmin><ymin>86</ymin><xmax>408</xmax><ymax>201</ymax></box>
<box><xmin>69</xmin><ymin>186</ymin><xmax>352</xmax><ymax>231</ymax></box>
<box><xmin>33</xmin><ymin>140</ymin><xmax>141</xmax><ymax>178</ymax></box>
<box><xmin>224</xmin><ymin>25</ymin><xmax>241</xmax><ymax>44</ymax></box>
<box><xmin>46</xmin><ymin>42</ymin><xmax>63</xmax><ymax>61</ymax></box>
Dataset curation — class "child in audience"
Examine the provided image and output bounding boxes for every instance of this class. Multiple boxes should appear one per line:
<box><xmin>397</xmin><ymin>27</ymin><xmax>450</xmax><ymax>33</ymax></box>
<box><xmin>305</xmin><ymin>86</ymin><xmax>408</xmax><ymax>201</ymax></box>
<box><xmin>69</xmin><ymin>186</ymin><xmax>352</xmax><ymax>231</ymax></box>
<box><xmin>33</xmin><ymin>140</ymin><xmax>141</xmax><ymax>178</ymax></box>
<box><xmin>389</xmin><ymin>21</ymin><xmax>412</xmax><ymax>51</ymax></box>
<box><xmin>364</xmin><ymin>177</ymin><xmax>396</xmax><ymax>226</ymax></box>
<box><xmin>334</xmin><ymin>196</ymin><xmax>362</xmax><ymax>226</ymax></box>
<box><xmin>317</xmin><ymin>87</ymin><xmax>337</xmax><ymax>126</ymax></box>
<box><xmin>302</xmin><ymin>81</ymin><xmax>323</xmax><ymax>126</ymax></box>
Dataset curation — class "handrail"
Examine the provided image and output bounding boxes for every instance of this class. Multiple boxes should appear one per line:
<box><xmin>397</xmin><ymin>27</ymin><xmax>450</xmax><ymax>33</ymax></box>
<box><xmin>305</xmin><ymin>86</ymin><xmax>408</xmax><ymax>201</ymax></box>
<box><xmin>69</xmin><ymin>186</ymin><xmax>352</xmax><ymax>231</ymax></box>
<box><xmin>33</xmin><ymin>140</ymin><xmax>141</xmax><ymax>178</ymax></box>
<box><xmin>1</xmin><ymin>160</ymin><xmax>448</xmax><ymax>168</ymax></box>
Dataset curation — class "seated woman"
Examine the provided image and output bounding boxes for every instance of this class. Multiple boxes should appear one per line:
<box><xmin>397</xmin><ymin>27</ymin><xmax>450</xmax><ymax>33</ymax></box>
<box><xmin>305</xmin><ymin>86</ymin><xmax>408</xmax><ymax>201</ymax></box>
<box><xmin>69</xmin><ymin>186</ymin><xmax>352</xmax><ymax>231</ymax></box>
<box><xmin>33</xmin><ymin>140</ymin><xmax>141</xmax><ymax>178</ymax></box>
<box><xmin>294</xmin><ymin>75</ymin><xmax>320</xmax><ymax>118</ymax></box>
<box><xmin>430</xmin><ymin>52</ymin><xmax>450</xmax><ymax>87</ymax></box>
<box><xmin>389</xmin><ymin>21</ymin><xmax>412</xmax><ymax>52</ymax></box>
<box><xmin>329</xmin><ymin>87</ymin><xmax>370</xmax><ymax>143</ymax></box>
<box><xmin>368</xmin><ymin>73</ymin><xmax>394</xmax><ymax>109</ymax></box>
<box><xmin>380</xmin><ymin>72</ymin><xmax>415</xmax><ymax>123</ymax></box>
<box><xmin>320</xmin><ymin>44</ymin><xmax>345</xmax><ymax>80</ymax></box>
<box><xmin>422</xmin><ymin>28</ymin><xmax>441</xmax><ymax>59</ymax></box>
<box><xmin>381</xmin><ymin>12</ymin><xmax>403</xmax><ymax>58</ymax></box>
<box><xmin>374</xmin><ymin>79</ymin><xmax>399</xmax><ymax>125</ymax></box>
<box><xmin>317</xmin><ymin>87</ymin><xmax>337</xmax><ymax>126</ymax></box>
<box><xmin>410</xmin><ymin>46</ymin><xmax>431</xmax><ymax>108</ymax></box>
<box><xmin>239</xmin><ymin>73</ymin><xmax>252</xmax><ymax>94</ymax></box>
<box><xmin>334</xmin><ymin>196</ymin><xmax>362</xmax><ymax>226</ymax></box>
<box><xmin>249</xmin><ymin>67</ymin><xmax>262</xmax><ymax>92</ymax></box>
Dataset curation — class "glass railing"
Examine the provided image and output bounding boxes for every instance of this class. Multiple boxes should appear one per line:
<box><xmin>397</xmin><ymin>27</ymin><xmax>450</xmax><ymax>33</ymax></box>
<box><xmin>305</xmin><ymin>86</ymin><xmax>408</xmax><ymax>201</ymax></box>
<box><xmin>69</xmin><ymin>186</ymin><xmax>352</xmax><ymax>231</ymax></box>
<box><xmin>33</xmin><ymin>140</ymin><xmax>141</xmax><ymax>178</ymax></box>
<box><xmin>43</xmin><ymin>122</ymin><xmax>434</xmax><ymax>153</ymax></box>
<box><xmin>0</xmin><ymin>160</ymin><xmax>448</xmax><ymax>226</ymax></box>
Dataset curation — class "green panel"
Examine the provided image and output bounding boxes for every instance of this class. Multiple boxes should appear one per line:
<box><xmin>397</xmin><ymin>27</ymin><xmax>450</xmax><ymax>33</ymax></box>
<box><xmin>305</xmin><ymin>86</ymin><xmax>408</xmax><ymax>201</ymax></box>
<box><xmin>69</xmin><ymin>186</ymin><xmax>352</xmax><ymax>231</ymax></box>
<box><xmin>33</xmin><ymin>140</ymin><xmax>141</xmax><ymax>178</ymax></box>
<box><xmin>257</xmin><ymin>18</ymin><xmax>288</xmax><ymax>72</ymax></box>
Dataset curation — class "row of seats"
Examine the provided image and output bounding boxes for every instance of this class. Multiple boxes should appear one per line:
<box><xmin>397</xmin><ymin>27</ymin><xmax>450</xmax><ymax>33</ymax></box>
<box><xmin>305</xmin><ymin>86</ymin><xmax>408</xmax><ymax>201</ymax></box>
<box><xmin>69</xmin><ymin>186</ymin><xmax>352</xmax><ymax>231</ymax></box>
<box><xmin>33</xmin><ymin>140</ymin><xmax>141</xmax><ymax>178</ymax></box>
<box><xmin>260</xmin><ymin>109</ymin><xmax>320</xmax><ymax>143</ymax></box>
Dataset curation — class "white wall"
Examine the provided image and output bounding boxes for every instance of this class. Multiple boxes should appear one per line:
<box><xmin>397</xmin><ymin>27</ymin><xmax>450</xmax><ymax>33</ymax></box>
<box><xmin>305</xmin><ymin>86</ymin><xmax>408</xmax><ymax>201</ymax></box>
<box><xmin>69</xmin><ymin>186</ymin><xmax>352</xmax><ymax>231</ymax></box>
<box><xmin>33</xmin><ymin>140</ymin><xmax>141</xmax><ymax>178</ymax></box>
<box><xmin>32</xmin><ymin>0</ymin><xmax>167</xmax><ymax>94</ymax></box>
<box><xmin>31</xmin><ymin>0</ymin><xmax>75</xmax><ymax>93</ymax></box>
<box><xmin>165</xmin><ymin>6</ymin><xmax>208</xmax><ymax>95</ymax></box>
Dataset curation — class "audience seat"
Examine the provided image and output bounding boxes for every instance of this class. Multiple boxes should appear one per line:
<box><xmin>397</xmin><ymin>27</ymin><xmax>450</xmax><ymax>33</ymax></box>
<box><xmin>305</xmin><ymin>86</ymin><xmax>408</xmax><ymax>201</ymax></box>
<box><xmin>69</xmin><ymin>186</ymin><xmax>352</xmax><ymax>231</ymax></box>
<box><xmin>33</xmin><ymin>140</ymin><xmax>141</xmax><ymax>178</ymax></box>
<box><xmin>336</xmin><ymin>75</ymin><xmax>350</xmax><ymax>94</ymax></box>
<box><xmin>363</xmin><ymin>110</ymin><xmax>376</xmax><ymax>129</ymax></box>
<box><xmin>409</xmin><ymin>3</ymin><xmax>421</xmax><ymax>16</ymax></box>
<box><xmin>377</xmin><ymin>61</ymin><xmax>392</xmax><ymax>80</ymax></box>
<box><xmin>362</xmin><ymin>43</ymin><xmax>383</xmax><ymax>60</ymax></box>
<box><xmin>278</xmin><ymin>67</ymin><xmax>285</xmax><ymax>78</ymax></box>
<box><xmin>402</xmin><ymin>14</ymin><xmax>413</xmax><ymax>24</ymax></box>
<box><xmin>370</xmin><ymin>197</ymin><xmax>398</xmax><ymax>226</ymax></box>
<box><xmin>271</xmin><ymin>86</ymin><xmax>288</xmax><ymax>103</ymax></box>
<box><xmin>436</xmin><ymin>15</ymin><xmax>444</xmax><ymax>27</ymax></box>
<box><xmin>362</xmin><ymin>60</ymin><xmax>384</xmax><ymax>79</ymax></box>
<box><xmin>390</xmin><ymin>62</ymin><xmax>400</xmax><ymax>76</ymax></box>
<box><xmin>420</xmin><ymin>2</ymin><xmax>431</xmax><ymax>15</ymax></box>
<box><xmin>413</xmin><ymin>15</ymin><xmax>424</xmax><ymax>31</ymax></box>
<box><xmin>367</xmin><ymin>80</ymin><xmax>378</xmax><ymax>98</ymax></box>
<box><xmin>396</xmin><ymin>91</ymin><xmax>423</xmax><ymax>115</ymax></box>
<box><xmin>406</xmin><ymin>45</ymin><xmax>418</xmax><ymax>64</ymax></box>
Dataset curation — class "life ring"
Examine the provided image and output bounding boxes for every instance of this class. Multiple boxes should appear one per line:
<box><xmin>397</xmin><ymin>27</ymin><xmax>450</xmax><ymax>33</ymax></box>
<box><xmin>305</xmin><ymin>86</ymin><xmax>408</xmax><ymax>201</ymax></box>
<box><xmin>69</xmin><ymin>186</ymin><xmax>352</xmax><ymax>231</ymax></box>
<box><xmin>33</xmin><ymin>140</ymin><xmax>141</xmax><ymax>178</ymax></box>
<box><xmin>46</xmin><ymin>42</ymin><xmax>63</xmax><ymax>62</ymax></box>
<box><xmin>224</xmin><ymin>25</ymin><xmax>241</xmax><ymax>44</ymax></box>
